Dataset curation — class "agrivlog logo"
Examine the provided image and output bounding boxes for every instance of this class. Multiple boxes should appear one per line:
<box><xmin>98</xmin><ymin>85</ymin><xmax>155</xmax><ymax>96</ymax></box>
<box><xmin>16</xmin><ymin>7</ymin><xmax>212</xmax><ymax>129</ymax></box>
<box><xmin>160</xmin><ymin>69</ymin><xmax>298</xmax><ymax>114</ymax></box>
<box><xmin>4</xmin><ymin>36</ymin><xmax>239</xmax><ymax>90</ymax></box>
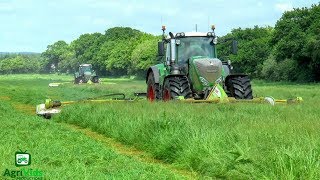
<box><xmin>2</xmin><ymin>150</ymin><xmax>44</xmax><ymax>179</ymax></box>
<box><xmin>15</xmin><ymin>150</ymin><xmax>31</xmax><ymax>167</ymax></box>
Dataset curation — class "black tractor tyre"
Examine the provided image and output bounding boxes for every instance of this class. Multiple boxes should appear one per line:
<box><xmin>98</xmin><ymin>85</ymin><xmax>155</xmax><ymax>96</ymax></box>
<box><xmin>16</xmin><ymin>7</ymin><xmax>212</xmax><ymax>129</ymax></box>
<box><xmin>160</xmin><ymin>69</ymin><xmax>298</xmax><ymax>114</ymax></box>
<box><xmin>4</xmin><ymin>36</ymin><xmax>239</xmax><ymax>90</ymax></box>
<box><xmin>44</xmin><ymin>113</ymin><xmax>52</xmax><ymax>119</ymax></box>
<box><xmin>227</xmin><ymin>76</ymin><xmax>253</xmax><ymax>99</ymax></box>
<box><xmin>74</xmin><ymin>77</ymin><xmax>84</xmax><ymax>84</ymax></box>
<box><xmin>92</xmin><ymin>76</ymin><xmax>99</xmax><ymax>83</ymax></box>
<box><xmin>162</xmin><ymin>76</ymin><xmax>193</xmax><ymax>101</ymax></box>
<box><xmin>74</xmin><ymin>77</ymin><xmax>80</xmax><ymax>84</ymax></box>
<box><xmin>147</xmin><ymin>73</ymin><xmax>161</xmax><ymax>101</ymax></box>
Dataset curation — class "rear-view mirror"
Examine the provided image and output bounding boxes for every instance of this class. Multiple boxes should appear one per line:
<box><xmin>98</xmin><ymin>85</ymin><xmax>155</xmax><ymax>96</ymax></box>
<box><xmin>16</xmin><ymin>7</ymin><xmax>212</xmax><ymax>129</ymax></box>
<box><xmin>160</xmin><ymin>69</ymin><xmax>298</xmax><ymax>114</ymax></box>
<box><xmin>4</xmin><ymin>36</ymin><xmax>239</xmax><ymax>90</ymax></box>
<box><xmin>231</xmin><ymin>40</ymin><xmax>238</xmax><ymax>55</ymax></box>
<box><xmin>158</xmin><ymin>41</ymin><xmax>165</xmax><ymax>56</ymax></box>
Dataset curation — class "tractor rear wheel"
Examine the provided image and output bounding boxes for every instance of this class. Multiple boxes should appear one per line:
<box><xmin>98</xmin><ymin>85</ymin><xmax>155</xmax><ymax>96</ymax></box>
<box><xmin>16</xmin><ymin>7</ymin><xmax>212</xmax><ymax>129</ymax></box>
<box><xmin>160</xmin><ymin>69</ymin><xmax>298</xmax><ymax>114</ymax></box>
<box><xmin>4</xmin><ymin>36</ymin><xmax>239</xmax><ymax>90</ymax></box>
<box><xmin>163</xmin><ymin>76</ymin><xmax>192</xmax><ymax>101</ymax></box>
<box><xmin>147</xmin><ymin>73</ymin><xmax>161</xmax><ymax>101</ymax></box>
<box><xmin>227</xmin><ymin>76</ymin><xmax>253</xmax><ymax>99</ymax></box>
<box><xmin>92</xmin><ymin>76</ymin><xmax>99</xmax><ymax>83</ymax></box>
<box><xmin>74</xmin><ymin>77</ymin><xmax>81</xmax><ymax>84</ymax></box>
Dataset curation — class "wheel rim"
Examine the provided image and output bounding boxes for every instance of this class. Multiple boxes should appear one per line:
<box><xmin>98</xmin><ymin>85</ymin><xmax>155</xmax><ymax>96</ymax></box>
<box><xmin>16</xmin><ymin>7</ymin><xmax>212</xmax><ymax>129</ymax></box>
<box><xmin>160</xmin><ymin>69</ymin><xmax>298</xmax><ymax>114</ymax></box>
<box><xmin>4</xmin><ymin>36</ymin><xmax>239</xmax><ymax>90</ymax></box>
<box><xmin>147</xmin><ymin>85</ymin><xmax>155</xmax><ymax>101</ymax></box>
<box><xmin>163</xmin><ymin>89</ymin><xmax>170</xmax><ymax>101</ymax></box>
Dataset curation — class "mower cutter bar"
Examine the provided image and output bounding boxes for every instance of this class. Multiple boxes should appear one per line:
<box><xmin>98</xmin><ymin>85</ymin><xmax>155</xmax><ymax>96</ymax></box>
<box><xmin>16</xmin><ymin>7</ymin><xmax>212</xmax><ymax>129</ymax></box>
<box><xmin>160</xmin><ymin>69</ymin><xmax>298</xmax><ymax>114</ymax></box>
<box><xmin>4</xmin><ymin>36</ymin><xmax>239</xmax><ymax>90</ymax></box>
<box><xmin>36</xmin><ymin>95</ymin><xmax>302</xmax><ymax>119</ymax></box>
<box><xmin>180</xmin><ymin>96</ymin><xmax>303</xmax><ymax>105</ymax></box>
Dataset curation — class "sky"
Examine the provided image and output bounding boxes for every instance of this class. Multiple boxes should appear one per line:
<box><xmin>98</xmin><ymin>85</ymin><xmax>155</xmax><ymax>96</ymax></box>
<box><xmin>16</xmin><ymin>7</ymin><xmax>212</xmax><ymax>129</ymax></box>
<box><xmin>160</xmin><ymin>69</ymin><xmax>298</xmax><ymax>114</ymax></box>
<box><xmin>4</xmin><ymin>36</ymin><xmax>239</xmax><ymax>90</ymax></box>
<box><xmin>0</xmin><ymin>0</ymin><xmax>318</xmax><ymax>52</ymax></box>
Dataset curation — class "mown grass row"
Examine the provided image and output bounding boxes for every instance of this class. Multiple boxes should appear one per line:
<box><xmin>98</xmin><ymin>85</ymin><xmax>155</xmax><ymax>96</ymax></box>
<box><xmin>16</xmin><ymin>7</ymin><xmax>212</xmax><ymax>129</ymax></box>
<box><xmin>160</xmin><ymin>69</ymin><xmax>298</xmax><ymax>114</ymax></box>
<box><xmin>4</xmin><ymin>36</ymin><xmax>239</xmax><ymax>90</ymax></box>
<box><xmin>0</xmin><ymin>75</ymin><xmax>188</xmax><ymax>179</ymax></box>
<box><xmin>0</xmin><ymin>74</ymin><xmax>145</xmax><ymax>105</ymax></box>
<box><xmin>55</xmin><ymin>83</ymin><xmax>320</xmax><ymax>178</ymax></box>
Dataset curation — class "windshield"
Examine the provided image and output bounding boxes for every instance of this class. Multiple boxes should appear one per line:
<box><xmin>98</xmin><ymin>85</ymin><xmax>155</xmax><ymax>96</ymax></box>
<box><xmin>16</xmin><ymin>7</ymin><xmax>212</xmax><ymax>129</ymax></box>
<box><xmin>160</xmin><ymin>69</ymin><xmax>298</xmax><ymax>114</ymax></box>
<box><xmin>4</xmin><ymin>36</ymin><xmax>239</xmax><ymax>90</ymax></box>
<box><xmin>177</xmin><ymin>37</ymin><xmax>215</xmax><ymax>63</ymax></box>
<box><xmin>80</xmin><ymin>66</ymin><xmax>91</xmax><ymax>73</ymax></box>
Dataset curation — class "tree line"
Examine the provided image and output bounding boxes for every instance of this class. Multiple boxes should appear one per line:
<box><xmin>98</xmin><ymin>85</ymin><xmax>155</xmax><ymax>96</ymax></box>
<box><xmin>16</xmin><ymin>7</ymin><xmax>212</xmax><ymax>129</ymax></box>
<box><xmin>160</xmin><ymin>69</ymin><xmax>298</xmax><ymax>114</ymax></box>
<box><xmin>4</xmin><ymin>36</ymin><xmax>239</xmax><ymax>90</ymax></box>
<box><xmin>219</xmin><ymin>4</ymin><xmax>320</xmax><ymax>82</ymax></box>
<box><xmin>0</xmin><ymin>53</ymin><xmax>46</xmax><ymax>74</ymax></box>
<box><xmin>41</xmin><ymin>27</ymin><xmax>160</xmax><ymax>77</ymax></box>
<box><xmin>0</xmin><ymin>3</ymin><xmax>319</xmax><ymax>81</ymax></box>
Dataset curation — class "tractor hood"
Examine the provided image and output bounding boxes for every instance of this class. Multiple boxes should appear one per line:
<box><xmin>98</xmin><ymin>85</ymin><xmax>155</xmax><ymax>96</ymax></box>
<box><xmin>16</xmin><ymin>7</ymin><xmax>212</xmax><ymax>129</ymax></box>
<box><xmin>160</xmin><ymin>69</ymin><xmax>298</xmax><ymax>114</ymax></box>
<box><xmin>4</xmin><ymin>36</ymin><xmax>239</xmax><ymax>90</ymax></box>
<box><xmin>189</xmin><ymin>56</ymin><xmax>222</xmax><ymax>91</ymax></box>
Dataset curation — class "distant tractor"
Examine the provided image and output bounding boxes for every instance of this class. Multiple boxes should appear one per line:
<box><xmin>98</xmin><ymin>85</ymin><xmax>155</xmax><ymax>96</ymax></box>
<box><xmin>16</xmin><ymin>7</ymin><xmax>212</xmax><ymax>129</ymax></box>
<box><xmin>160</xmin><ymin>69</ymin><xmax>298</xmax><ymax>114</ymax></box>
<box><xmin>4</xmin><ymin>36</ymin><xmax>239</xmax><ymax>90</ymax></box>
<box><xmin>146</xmin><ymin>25</ymin><xmax>253</xmax><ymax>101</ymax></box>
<box><xmin>74</xmin><ymin>64</ymin><xmax>100</xmax><ymax>84</ymax></box>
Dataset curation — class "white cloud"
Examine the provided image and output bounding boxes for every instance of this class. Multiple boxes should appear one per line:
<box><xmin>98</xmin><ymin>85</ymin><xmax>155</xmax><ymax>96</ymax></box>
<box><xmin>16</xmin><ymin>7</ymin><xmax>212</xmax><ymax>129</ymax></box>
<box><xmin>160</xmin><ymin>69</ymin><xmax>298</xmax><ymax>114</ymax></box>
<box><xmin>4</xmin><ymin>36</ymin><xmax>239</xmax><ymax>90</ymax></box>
<box><xmin>93</xmin><ymin>18</ymin><xmax>112</xmax><ymax>26</ymax></box>
<box><xmin>87</xmin><ymin>1</ymin><xmax>120</xmax><ymax>9</ymax></box>
<box><xmin>0</xmin><ymin>2</ymin><xmax>14</xmax><ymax>11</ymax></box>
<box><xmin>75</xmin><ymin>15</ymin><xmax>92</xmax><ymax>22</ymax></box>
<box><xmin>275</xmin><ymin>3</ymin><xmax>293</xmax><ymax>12</ymax></box>
<box><xmin>1</xmin><ymin>0</ymin><xmax>318</xmax><ymax>52</ymax></box>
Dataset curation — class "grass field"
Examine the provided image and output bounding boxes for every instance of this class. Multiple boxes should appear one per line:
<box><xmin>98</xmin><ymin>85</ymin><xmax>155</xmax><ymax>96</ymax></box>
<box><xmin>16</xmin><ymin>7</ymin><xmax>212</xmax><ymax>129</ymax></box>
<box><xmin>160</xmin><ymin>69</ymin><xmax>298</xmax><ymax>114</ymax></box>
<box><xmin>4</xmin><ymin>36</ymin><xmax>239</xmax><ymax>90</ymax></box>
<box><xmin>1</xmin><ymin>74</ymin><xmax>320</xmax><ymax>179</ymax></box>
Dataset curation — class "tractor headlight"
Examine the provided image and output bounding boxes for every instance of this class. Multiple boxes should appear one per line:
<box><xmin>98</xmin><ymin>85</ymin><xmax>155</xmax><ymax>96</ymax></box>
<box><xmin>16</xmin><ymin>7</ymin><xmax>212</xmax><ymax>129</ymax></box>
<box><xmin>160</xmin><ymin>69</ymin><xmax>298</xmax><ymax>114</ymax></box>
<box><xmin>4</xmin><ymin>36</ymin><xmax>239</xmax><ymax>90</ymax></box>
<box><xmin>207</xmin><ymin>32</ymin><xmax>216</xmax><ymax>37</ymax></box>
<box><xmin>213</xmin><ymin>36</ymin><xmax>218</xmax><ymax>45</ymax></box>
<box><xmin>175</xmin><ymin>32</ymin><xmax>185</xmax><ymax>38</ymax></box>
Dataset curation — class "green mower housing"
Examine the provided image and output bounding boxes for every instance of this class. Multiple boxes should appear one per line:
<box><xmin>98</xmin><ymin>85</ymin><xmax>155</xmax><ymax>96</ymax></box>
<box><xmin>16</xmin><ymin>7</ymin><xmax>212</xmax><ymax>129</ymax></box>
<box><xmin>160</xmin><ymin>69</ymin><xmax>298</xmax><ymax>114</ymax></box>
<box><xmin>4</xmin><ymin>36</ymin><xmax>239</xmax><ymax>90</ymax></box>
<box><xmin>146</xmin><ymin>26</ymin><xmax>253</xmax><ymax>101</ymax></box>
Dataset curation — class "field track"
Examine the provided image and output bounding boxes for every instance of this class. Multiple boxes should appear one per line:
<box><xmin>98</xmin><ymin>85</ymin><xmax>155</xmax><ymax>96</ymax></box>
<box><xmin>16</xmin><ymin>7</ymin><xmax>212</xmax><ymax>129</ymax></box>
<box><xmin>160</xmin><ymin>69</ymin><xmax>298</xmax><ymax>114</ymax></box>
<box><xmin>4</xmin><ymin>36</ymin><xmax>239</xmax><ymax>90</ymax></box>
<box><xmin>62</xmin><ymin>123</ymin><xmax>198</xmax><ymax>179</ymax></box>
<box><xmin>3</xmin><ymin>95</ymin><xmax>197</xmax><ymax>179</ymax></box>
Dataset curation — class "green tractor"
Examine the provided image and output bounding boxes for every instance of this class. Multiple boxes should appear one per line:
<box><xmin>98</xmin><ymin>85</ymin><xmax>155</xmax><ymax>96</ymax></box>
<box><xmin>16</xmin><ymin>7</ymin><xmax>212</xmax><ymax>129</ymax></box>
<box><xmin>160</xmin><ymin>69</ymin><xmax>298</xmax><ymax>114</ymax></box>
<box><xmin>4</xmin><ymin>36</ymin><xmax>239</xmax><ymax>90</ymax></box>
<box><xmin>146</xmin><ymin>26</ymin><xmax>253</xmax><ymax>101</ymax></box>
<box><xmin>74</xmin><ymin>64</ymin><xmax>100</xmax><ymax>84</ymax></box>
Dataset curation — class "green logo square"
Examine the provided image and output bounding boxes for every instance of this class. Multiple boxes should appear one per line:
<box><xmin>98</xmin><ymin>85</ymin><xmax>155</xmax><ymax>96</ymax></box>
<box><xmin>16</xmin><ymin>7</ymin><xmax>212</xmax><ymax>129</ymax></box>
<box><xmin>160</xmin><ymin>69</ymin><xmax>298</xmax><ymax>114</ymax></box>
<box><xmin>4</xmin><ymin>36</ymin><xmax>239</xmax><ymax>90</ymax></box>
<box><xmin>15</xmin><ymin>151</ymin><xmax>31</xmax><ymax>167</ymax></box>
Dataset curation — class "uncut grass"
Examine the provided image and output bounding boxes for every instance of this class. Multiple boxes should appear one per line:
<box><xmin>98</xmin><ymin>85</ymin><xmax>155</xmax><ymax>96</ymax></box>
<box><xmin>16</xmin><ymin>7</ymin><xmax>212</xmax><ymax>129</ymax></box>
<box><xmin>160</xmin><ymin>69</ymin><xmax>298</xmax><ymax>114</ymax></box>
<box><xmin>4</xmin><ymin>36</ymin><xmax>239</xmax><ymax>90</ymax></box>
<box><xmin>2</xmin><ymin>74</ymin><xmax>320</xmax><ymax>178</ymax></box>
<box><xmin>0</xmin><ymin>101</ymin><xmax>186</xmax><ymax>179</ymax></box>
<box><xmin>55</xmin><ymin>84</ymin><xmax>320</xmax><ymax>179</ymax></box>
<box><xmin>0</xmin><ymin>74</ymin><xmax>145</xmax><ymax>105</ymax></box>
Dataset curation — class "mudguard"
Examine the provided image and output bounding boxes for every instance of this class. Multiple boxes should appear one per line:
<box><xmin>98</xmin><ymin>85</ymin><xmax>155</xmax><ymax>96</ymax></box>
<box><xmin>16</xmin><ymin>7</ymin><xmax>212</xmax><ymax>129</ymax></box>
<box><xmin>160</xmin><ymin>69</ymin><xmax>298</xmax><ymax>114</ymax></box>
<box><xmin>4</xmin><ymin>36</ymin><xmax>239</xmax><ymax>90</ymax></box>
<box><xmin>146</xmin><ymin>66</ymin><xmax>160</xmax><ymax>84</ymax></box>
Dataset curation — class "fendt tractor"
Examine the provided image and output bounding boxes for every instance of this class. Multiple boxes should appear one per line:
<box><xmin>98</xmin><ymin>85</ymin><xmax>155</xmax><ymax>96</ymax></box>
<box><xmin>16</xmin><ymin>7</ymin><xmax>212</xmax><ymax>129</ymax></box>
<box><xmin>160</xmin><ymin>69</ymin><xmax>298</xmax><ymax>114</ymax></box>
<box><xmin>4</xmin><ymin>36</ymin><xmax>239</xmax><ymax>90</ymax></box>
<box><xmin>146</xmin><ymin>25</ymin><xmax>253</xmax><ymax>101</ymax></box>
<box><xmin>74</xmin><ymin>64</ymin><xmax>100</xmax><ymax>84</ymax></box>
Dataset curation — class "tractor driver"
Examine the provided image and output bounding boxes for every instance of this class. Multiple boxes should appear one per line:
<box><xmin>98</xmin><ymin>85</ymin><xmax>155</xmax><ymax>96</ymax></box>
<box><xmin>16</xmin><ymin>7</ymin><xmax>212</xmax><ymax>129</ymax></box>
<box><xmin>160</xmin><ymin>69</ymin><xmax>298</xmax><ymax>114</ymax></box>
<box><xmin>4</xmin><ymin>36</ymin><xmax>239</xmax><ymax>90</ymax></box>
<box><xmin>178</xmin><ymin>42</ymin><xmax>206</xmax><ymax>64</ymax></box>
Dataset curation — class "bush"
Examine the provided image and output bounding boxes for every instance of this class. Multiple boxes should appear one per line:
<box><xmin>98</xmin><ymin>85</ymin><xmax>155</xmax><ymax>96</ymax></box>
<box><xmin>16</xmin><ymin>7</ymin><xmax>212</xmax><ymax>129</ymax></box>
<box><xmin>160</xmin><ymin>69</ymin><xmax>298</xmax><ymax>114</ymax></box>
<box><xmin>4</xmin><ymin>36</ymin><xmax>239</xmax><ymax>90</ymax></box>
<box><xmin>261</xmin><ymin>56</ymin><xmax>298</xmax><ymax>81</ymax></box>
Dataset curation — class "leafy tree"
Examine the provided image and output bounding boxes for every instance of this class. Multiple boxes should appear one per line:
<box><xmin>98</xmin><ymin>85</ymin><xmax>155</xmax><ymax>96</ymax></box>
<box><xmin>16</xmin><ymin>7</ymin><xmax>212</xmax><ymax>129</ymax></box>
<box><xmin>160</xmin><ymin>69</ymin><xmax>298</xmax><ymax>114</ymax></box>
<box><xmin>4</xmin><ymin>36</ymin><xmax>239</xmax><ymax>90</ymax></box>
<box><xmin>131</xmin><ymin>37</ymin><xmax>159</xmax><ymax>76</ymax></box>
<box><xmin>218</xmin><ymin>26</ymin><xmax>273</xmax><ymax>78</ymax></box>
<box><xmin>271</xmin><ymin>3</ymin><xmax>320</xmax><ymax>81</ymax></box>
<box><xmin>96</xmin><ymin>27</ymin><xmax>151</xmax><ymax>76</ymax></box>
<box><xmin>105</xmin><ymin>27</ymin><xmax>142</xmax><ymax>41</ymax></box>
<box><xmin>42</xmin><ymin>40</ymin><xmax>74</xmax><ymax>73</ymax></box>
<box><xmin>0</xmin><ymin>55</ymin><xmax>42</xmax><ymax>74</ymax></box>
<box><xmin>71</xmin><ymin>33</ymin><xmax>106</xmax><ymax>73</ymax></box>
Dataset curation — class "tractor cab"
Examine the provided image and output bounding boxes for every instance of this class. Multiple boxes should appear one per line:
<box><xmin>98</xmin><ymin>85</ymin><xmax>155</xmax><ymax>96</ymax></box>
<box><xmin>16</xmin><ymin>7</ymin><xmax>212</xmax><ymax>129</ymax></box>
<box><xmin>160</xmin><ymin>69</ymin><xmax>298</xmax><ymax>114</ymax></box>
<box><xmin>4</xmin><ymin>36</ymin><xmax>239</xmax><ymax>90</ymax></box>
<box><xmin>79</xmin><ymin>64</ymin><xmax>92</xmax><ymax>74</ymax></box>
<box><xmin>173</xmin><ymin>34</ymin><xmax>217</xmax><ymax>64</ymax></box>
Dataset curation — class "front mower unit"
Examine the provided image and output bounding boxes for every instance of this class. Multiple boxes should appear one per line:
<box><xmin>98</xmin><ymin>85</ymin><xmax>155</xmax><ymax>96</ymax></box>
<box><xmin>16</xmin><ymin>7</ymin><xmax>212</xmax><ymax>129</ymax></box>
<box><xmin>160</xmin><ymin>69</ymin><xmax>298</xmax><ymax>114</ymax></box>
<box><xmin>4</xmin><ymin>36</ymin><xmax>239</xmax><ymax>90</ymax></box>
<box><xmin>36</xmin><ymin>93</ymin><xmax>145</xmax><ymax>119</ymax></box>
<box><xmin>36</xmin><ymin>91</ymin><xmax>303</xmax><ymax>119</ymax></box>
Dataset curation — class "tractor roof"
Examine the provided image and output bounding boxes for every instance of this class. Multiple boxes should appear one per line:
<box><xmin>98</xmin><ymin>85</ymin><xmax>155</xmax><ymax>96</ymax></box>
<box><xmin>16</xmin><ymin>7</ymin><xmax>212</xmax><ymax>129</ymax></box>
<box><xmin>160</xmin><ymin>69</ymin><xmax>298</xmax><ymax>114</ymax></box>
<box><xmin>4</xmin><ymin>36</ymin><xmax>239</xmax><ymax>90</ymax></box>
<box><xmin>166</xmin><ymin>32</ymin><xmax>214</xmax><ymax>39</ymax></box>
<box><xmin>178</xmin><ymin>32</ymin><xmax>208</xmax><ymax>37</ymax></box>
<box><xmin>80</xmin><ymin>64</ymin><xmax>92</xmax><ymax>66</ymax></box>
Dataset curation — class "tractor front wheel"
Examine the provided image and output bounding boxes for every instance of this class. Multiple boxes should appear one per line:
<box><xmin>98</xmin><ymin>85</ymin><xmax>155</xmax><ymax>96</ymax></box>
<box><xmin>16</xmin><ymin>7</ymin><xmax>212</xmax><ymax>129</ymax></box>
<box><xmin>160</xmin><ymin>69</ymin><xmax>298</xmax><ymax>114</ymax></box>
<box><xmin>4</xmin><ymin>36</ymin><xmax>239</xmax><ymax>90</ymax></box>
<box><xmin>147</xmin><ymin>73</ymin><xmax>161</xmax><ymax>101</ymax></box>
<box><xmin>92</xmin><ymin>76</ymin><xmax>100</xmax><ymax>83</ymax></box>
<box><xmin>227</xmin><ymin>76</ymin><xmax>253</xmax><ymax>99</ymax></box>
<box><xmin>163</xmin><ymin>76</ymin><xmax>192</xmax><ymax>101</ymax></box>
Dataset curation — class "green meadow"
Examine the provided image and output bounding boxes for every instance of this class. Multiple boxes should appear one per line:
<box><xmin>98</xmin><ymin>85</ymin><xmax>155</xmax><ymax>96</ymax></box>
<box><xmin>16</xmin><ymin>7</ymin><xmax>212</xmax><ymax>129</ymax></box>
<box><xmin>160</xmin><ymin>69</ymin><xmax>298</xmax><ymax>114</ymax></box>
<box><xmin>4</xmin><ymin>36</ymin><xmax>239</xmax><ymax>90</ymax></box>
<box><xmin>1</xmin><ymin>74</ymin><xmax>320</xmax><ymax>179</ymax></box>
